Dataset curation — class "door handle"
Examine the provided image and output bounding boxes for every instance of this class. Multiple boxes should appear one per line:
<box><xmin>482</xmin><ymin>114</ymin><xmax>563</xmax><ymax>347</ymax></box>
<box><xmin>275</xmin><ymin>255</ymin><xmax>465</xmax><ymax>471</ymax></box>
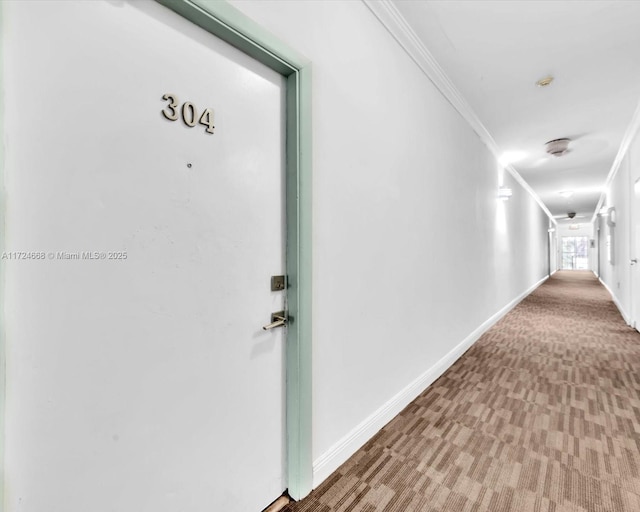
<box><xmin>632</xmin><ymin>259</ymin><xmax>638</xmax><ymax>265</ymax></box>
<box><xmin>263</xmin><ymin>311</ymin><xmax>287</xmax><ymax>330</ymax></box>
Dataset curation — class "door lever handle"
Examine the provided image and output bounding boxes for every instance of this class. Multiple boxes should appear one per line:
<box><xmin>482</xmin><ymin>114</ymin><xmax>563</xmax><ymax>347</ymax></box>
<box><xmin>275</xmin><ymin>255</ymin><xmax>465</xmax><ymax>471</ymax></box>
<box><xmin>263</xmin><ymin>311</ymin><xmax>287</xmax><ymax>330</ymax></box>
<box><xmin>632</xmin><ymin>259</ymin><xmax>638</xmax><ymax>265</ymax></box>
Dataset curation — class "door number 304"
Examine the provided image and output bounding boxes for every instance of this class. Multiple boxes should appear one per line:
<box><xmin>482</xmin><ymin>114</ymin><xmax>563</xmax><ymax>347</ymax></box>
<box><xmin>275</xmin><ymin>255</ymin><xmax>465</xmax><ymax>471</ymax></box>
<box><xmin>161</xmin><ymin>93</ymin><xmax>215</xmax><ymax>134</ymax></box>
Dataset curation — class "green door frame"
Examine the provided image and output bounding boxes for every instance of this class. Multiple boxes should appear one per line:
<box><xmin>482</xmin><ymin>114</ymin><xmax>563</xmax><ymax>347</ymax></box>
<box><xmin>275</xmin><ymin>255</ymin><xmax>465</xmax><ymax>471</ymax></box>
<box><xmin>155</xmin><ymin>0</ymin><xmax>313</xmax><ymax>500</ymax></box>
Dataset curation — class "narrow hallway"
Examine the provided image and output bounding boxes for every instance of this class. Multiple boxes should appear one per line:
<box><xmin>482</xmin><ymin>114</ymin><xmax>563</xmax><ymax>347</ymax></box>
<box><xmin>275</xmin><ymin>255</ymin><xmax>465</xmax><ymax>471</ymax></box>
<box><xmin>286</xmin><ymin>271</ymin><xmax>640</xmax><ymax>512</ymax></box>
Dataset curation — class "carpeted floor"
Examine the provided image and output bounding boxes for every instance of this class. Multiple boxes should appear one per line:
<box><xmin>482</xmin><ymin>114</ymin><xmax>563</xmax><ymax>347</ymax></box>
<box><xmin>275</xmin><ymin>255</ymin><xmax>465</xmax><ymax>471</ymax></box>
<box><xmin>285</xmin><ymin>271</ymin><xmax>640</xmax><ymax>512</ymax></box>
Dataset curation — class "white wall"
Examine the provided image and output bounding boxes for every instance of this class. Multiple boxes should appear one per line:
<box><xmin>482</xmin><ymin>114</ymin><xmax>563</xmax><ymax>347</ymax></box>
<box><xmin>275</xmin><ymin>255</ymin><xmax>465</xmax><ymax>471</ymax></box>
<box><xmin>599</xmin><ymin>158</ymin><xmax>631</xmax><ymax>320</ymax></box>
<box><xmin>550</xmin><ymin>228</ymin><xmax>558</xmax><ymax>274</ymax></box>
<box><xmin>599</xmin><ymin>126</ymin><xmax>640</xmax><ymax>323</ymax></box>
<box><xmin>228</xmin><ymin>0</ymin><xmax>550</xmax><ymax>485</ymax></box>
<box><xmin>1</xmin><ymin>0</ymin><xmax>552</xmax><ymax>505</ymax></box>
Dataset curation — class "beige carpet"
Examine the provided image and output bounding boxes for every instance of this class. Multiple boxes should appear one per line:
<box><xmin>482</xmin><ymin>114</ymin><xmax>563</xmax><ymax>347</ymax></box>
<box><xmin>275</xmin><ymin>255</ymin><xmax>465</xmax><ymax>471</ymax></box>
<box><xmin>285</xmin><ymin>271</ymin><xmax>640</xmax><ymax>511</ymax></box>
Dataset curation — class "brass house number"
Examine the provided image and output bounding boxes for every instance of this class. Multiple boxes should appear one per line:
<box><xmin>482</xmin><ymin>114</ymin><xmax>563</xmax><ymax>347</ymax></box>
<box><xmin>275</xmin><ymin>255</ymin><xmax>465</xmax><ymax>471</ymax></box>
<box><xmin>161</xmin><ymin>93</ymin><xmax>215</xmax><ymax>134</ymax></box>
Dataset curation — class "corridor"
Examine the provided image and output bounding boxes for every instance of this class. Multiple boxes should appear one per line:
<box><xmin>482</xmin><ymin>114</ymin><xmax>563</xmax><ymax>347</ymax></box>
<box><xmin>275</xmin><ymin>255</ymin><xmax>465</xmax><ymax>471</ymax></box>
<box><xmin>4</xmin><ymin>2</ymin><xmax>640</xmax><ymax>510</ymax></box>
<box><xmin>286</xmin><ymin>272</ymin><xmax>640</xmax><ymax>512</ymax></box>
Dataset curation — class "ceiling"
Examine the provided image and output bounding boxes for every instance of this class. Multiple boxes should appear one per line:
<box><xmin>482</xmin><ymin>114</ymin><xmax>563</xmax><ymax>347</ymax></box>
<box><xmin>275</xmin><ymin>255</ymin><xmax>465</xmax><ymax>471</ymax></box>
<box><xmin>390</xmin><ymin>0</ymin><xmax>640</xmax><ymax>225</ymax></box>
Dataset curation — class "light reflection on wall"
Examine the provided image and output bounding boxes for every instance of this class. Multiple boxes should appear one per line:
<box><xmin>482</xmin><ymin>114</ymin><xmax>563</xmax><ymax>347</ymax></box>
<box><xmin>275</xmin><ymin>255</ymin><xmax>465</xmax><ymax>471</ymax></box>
<box><xmin>495</xmin><ymin>163</ymin><xmax>509</xmax><ymax>240</ymax></box>
<box><xmin>496</xmin><ymin>196</ymin><xmax>508</xmax><ymax>236</ymax></box>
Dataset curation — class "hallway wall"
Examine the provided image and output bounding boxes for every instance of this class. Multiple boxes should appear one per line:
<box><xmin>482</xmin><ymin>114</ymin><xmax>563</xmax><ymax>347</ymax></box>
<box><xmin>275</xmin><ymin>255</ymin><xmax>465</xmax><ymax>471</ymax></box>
<box><xmin>599</xmin><ymin>123</ymin><xmax>640</xmax><ymax>324</ymax></box>
<box><xmin>227</xmin><ymin>0</ymin><xmax>551</xmax><ymax>485</ymax></box>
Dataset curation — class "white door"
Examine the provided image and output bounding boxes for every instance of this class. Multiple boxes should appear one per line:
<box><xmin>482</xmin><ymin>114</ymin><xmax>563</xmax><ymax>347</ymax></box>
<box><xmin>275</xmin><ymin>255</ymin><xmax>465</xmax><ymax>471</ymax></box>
<box><xmin>632</xmin><ymin>178</ymin><xmax>640</xmax><ymax>330</ymax></box>
<box><xmin>4</xmin><ymin>1</ymin><xmax>287</xmax><ymax>511</ymax></box>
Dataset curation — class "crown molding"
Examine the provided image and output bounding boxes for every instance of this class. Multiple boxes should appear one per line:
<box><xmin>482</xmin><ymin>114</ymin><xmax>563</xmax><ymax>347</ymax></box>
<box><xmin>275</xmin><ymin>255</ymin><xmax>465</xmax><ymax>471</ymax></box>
<box><xmin>591</xmin><ymin>98</ymin><xmax>640</xmax><ymax>224</ymax></box>
<box><xmin>363</xmin><ymin>0</ymin><xmax>556</xmax><ymax>224</ymax></box>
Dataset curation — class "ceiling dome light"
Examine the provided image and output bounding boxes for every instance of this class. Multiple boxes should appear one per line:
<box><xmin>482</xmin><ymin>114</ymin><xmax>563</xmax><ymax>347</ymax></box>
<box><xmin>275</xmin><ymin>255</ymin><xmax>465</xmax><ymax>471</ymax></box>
<box><xmin>536</xmin><ymin>76</ymin><xmax>554</xmax><ymax>87</ymax></box>
<box><xmin>559</xmin><ymin>190</ymin><xmax>574</xmax><ymax>198</ymax></box>
<box><xmin>545</xmin><ymin>138</ymin><xmax>571</xmax><ymax>157</ymax></box>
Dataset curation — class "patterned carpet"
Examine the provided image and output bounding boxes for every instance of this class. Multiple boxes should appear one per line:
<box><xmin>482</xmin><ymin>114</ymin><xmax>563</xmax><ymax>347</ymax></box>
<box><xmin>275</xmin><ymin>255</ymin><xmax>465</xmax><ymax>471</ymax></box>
<box><xmin>285</xmin><ymin>271</ymin><xmax>640</xmax><ymax>512</ymax></box>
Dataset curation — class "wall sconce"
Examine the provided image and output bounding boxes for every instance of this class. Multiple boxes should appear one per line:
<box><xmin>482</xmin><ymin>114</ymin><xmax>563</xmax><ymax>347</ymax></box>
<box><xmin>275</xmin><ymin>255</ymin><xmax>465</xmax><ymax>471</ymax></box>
<box><xmin>606</xmin><ymin>206</ymin><xmax>616</xmax><ymax>227</ymax></box>
<box><xmin>498</xmin><ymin>187</ymin><xmax>512</xmax><ymax>201</ymax></box>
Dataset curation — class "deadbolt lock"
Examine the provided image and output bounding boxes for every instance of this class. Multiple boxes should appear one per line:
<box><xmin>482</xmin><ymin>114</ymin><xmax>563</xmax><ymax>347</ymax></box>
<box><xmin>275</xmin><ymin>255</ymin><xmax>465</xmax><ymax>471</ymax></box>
<box><xmin>271</xmin><ymin>275</ymin><xmax>286</xmax><ymax>291</ymax></box>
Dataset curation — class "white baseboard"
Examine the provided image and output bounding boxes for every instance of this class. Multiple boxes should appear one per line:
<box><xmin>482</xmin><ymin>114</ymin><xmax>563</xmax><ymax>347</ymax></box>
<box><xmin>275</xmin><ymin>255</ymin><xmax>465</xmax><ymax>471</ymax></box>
<box><xmin>312</xmin><ymin>274</ymin><xmax>549</xmax><ymax>488</ymax></box>
<box><xmin>599</xmin><ymin>277</ymin><xmax>632</xmax><ymax>325</ymax></box>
